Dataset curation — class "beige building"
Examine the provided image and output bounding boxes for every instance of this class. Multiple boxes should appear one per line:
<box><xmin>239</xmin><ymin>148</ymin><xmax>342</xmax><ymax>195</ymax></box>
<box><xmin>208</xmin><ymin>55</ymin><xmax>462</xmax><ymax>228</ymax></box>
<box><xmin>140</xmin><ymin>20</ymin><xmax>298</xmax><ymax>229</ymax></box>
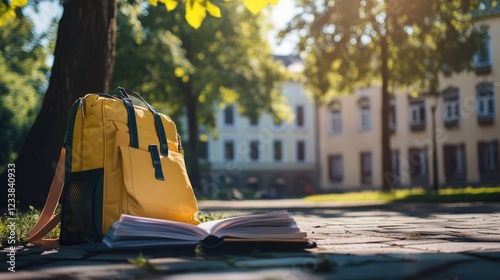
<box><xmin>203</xmin><ymin>56</ymin><xmax>317</xmax><ymax>197</ymax></box>
<box><xmin>319</xmin><ymin>10</ymin><xmax>500</xmax><ymax>191</ymax></box>
<box><xmin>201</xmin><ymin>9</ymin><xmax>499</xmax><ymax>195</ymax></box>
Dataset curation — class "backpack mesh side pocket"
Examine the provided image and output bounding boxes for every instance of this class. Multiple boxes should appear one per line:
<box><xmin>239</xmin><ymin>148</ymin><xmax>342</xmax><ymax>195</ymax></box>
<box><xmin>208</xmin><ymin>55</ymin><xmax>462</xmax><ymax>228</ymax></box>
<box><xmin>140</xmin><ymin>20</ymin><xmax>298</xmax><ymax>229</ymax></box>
<box><xmin>59</xmin><ymin>168</ymin><xmax>104</xmax><ymax>245</ymax></box>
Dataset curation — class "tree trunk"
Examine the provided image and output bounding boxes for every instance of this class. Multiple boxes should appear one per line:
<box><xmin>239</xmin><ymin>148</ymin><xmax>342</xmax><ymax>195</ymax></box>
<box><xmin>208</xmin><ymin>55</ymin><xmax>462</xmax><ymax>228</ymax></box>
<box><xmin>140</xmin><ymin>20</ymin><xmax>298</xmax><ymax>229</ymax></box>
<box><xmin>313</xmin><ymin>100</ymin><xmax>321</xmax><ymax>193</ymax></box>
<box><xmin>184</xmin><ymin>81</ymin><xmax>201</xmax><ymax>192</ymax></box>
<box><xmin>1</xmin><ymin>0</ymin><xmax>117</xmax><ymax>209</ymax></box>
<box><xmin>380</xmin><ymin>33</ymin><xmax>393</xmax><ymax>192</ymax></box>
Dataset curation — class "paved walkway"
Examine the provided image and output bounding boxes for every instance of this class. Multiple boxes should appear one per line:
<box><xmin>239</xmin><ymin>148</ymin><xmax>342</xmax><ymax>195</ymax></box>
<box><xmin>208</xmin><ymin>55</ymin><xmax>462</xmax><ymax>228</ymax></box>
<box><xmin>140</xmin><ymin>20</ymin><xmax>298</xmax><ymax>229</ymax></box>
<box><xmin>2</xmin><ymin>200</ymin><xmax>500</xmax><ymax>279</ymax></box>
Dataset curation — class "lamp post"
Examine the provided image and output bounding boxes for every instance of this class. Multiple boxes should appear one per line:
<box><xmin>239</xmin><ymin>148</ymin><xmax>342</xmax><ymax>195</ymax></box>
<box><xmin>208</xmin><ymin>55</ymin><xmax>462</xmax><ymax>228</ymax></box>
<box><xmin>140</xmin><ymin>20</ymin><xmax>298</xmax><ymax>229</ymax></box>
<box><xmin>430</xmin><ymin>102</ymin><xmax>439</xmax><ymax>194</ymax></box>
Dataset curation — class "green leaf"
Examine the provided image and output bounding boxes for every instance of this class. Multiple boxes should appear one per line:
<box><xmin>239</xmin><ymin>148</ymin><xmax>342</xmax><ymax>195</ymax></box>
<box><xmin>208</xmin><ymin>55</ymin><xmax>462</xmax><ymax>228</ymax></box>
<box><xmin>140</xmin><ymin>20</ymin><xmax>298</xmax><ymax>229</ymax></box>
<box><xmin>128</xmin><ymin>253</ymin><xmax>158</xmax><ymax>272</ymax></box>
<box><xmin>165</xmin><ymin>0</ymin><xmax>178</xmax><ymax>12</ymax></box>
<box><xmin>11</xmin><ymin>0</ymin><xmax>28</xmax><ymax>9</ymax></box>
<box><xmin>243</xmin><ymin>0</ymin><xmax>269</xmax><ymax>15</ymax></box>
<box><xmin>206</xmin><ymin>1</ymin><xmax>221</xmax><ymax>18</ymax></box>
<box><xmin>185</xmin><ymin>0</ymin><xmax>206</xmax><ymax>29</ymax></box>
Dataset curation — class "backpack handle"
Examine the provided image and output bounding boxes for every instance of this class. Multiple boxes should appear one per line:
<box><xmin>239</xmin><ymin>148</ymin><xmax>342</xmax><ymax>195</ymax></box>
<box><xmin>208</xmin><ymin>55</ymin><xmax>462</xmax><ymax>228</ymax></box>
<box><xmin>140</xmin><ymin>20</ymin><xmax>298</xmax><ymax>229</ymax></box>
<box><xmin>109</xmin><ymin>87</ymin><xmax>169</xmax><ymax>156</ymax></box>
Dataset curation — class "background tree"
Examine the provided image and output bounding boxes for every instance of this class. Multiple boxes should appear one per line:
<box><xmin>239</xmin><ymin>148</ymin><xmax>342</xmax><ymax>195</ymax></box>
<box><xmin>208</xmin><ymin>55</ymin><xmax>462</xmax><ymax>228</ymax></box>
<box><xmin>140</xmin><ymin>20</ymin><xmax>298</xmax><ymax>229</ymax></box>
<box><xmin>0</xmin><ymin>0</ymin><xmax>279</xmax><ymax>209</ymax></box>
<box><xmin>0</xmin><ymin>13</ymin><xmax>51</xmax><ymax>174</ymax></box>
<box><xmin>113</xmin><ymin>0</ymin><xmax>288</xmax><ymax>190</ymax></box>
<box><xmin>281</xmin><ymin>0</ymin><xmax>487</xmax><ymax>191</ymax></box>
<box><xmin>0</xmin><ymin>0</ymin><xmax>27</xmax><ymax>25</ymax></box>
<box><xmin>1</xmin><ymin>0</ymin><xmax>117</xmax><ymax>209</ymax></box>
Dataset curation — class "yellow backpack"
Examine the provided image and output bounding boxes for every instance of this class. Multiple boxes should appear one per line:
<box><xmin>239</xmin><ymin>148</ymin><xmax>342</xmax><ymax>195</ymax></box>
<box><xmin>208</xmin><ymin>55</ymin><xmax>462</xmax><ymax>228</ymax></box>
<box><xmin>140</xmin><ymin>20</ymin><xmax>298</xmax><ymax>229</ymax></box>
<box><xmin>29</xmin><ymin>87</ymin><xmax>199</xmax><ymax>246</ymax></box>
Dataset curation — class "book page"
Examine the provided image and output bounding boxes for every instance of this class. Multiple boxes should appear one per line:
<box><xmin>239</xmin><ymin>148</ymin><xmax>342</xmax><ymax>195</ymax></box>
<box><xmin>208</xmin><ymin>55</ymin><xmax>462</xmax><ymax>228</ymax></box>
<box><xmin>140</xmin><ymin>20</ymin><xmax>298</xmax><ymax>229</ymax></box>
<box><xmin>197</xmin><ymin>211</ymin><xmax>307</xmax><ymax>240</ymax></box>
<box><xmin>117</xmin><ymin>214</ymin><xmax>208</xmax><ymax>240</ymax></box>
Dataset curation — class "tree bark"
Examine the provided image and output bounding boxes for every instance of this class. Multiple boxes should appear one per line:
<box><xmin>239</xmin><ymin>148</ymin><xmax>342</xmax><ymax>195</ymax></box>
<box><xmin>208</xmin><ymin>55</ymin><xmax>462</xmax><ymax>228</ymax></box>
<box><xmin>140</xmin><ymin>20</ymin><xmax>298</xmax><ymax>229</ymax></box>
<box><xmin>380</xmin><ymin>33</ymin><xmax>393</xmax><ymax>192</ymax></box>
<box><xmin>1</xmin><ymin>0</ymin><xmax>117</xmax><ymax>209</ymax></box>
<box><xmin>313</xmin><ymin>100</ymin><xmax>321</xmax><ymax>192</ymax></box>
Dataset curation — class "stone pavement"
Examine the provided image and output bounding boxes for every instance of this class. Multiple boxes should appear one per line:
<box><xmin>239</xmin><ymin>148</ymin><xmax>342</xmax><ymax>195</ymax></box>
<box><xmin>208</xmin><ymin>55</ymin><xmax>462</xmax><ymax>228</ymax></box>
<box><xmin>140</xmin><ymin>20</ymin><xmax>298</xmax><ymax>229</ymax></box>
<box><xmin>1</xmin><ymin>200</ymin><xmax>500</xmax><ymax>279</ymax></box>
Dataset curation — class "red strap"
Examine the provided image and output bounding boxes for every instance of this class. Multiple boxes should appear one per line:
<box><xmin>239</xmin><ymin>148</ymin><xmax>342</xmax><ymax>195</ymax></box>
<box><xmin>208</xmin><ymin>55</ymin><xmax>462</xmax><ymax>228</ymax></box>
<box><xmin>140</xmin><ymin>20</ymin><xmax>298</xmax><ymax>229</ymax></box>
<box><xmin>28</xmin><ymin>147</ymin><xmax>66</xmax><ymax>246</ymax></box>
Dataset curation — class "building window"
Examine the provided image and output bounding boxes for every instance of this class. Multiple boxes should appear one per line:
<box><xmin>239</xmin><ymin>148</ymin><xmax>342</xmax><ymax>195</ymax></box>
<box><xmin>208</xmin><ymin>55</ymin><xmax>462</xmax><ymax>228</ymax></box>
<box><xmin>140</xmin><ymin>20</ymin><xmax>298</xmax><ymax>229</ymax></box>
<box><xmin>330</xmin><ymin>110</ymin><xmax>342</xmax><ymax>135</ymax></box>
<box><xmin>224</xmin><ymin>140</ymin><xmax>235</xmax><ymax>161</ymax></box>
<box><xmin>271</xmin><ymin>117</ymin><xmax>285</xmax><ymax>132</ymax></box>
<box><xmin>199</xmin><ymin>140</ymin><xmax>208</xmax><ymax>160</ymax></box>
<box><xmin>389</xmin><ymin>101</ymin><xmax>396</xmax><ymax>132</ymax></box>
<box><xmin>360</xmin><ymin>107</ymin><xmax>371</xmax><ymax>131</ymax></box>
<box><xmin>442</xmin><ymin>87</ymin><xmax>460</xmax><ymax>127</ymax></box>
<box><xmin>296</xmin><ymin>140</ymin><xmax>306</xmax><ymax>162</ymax></box>
<box><xmin>391</xmin><ymin>150</ymin><xmax>399</xmax><ymax>180</ymax></box>
<box><xmin>476</xmin><ymin>82</ymin><xmax>495</xmax><ymax>125</ymax></box>
<box><xmin>456</xmin><ymin>146</ymin><xmax>464</xmax><ymax>173</ymax></box>
<box><xmin>485</xmin><ymin>144</ymin><xmax>495</xmax><ymax>170</ymax></box>
<box><xmin>443</xmin><ymin>144</ymin><xmax>466</xmax><ymax>182</ymax></box>
<box><xmin>249</xmin><ymin>116</ymin><xmax>259</xmax><ymax>127</ymax></box>
<box><xmin>478</xmin><ymin>140</ymin><xmax>499</xmax><ymax>181</ymax></box>
<box><xmin>296</xmin><ymin>105</ymin><xmax>305</xmax><ymax>128</ymax></box>
<box><xmin>479</xmin><ymin>141</ymin><xmax>498</xmax><ymax>171</ymax></box>
<box><xmin>409</xmin><ymin>97</ymin><xmax>426</xmax><ymax>131</ymax></box>
<box><xmin>358</xmin><ymin>98</ymin><xmax>371</xmax><ymax>131</ymax></box>
<box><xmin>474</xmin><ymin>33</ymin><xmax>491</xmax><ymax>74</ymax></box>
<box><xmin>410</xmin><ymin>103</ymin><xmax>426</xmax><ymax>125</ymax></box>
<box><xmin>273</xmin><ymin>140</ymin><xmax>283</xmax><ymax>162</ymax></box>
<box><xmin>223</xmin><ymin>105</ymin><xmax>235</xmax><ymax>126</ymax></box>
<box><xmin>360</xmin><ymin>152</ymin><xmax>372</xmax><ymax>184</ymax></box>
<box><xmin>249</xmin><ymin>140</ymin><xmax>259</xmax><ymax>161</ymax></box>
<box><xmin>443</xmin><ymin>100</ymin><xmax>460</xmax><ymax>122</ymax></box>
<box><xmin>328</xmin><ymin>155</ymin><xmax>343</xmax><ymax>182</ymax></box>
<box><xmin>328</xmin><ymin>100</ymin><xmax>342</xmax><ymax>135</ymax></box>
<box><xmin>409</xmin><ymin>148</ymin><xmax>427</xmax><ymax>180</ymax></box>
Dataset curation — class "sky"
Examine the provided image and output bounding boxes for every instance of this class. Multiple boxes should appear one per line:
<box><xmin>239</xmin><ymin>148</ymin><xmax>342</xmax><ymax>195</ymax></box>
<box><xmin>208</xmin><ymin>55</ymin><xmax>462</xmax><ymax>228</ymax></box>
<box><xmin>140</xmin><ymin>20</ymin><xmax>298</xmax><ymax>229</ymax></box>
<box><xmin>25</xmin><ymin>2</ymin><xmax>62</xmax><ymax>34</ymax></box>
<box><xmin>26</xmin><ymin>0</ymin><xmax>296</xmax><ymax>56</ymax></box>
<box><xmin>268</xmin><ymin>0</ymin><xmax>297</xmax><ymax>55</ymax></box>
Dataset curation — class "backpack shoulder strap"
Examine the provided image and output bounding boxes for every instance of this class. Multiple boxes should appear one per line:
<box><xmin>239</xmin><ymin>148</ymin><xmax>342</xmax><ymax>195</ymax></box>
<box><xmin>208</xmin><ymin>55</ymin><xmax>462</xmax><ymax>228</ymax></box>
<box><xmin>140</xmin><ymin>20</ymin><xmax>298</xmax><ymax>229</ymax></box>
<box><xmin>28</xmin><ymin>147</ymin><xmax>66</xmax><ymax>247</ymax></box>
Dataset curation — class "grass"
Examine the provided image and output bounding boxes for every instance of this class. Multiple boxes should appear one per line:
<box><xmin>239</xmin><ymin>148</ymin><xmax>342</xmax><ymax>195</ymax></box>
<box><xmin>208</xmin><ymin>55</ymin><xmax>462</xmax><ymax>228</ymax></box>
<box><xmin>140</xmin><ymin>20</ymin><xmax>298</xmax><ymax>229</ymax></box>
<box><xmin>128</xmin><ymin>253</ymin><xmax>159</xmax><ymax>272</ymax></box>
<box><xmin>197</xmin><ymin>211</ymin><xmax>231</xmax><ymax>223</ymax></box>
<box><xmin>305</xmin><ymin>186</ymin><xmax>500</xmax><ymax>203</ymax></box>
<box><xmin>0</xmin><ymin>206</ymin><xmax>60</xmax><ymax>247</ymax></box>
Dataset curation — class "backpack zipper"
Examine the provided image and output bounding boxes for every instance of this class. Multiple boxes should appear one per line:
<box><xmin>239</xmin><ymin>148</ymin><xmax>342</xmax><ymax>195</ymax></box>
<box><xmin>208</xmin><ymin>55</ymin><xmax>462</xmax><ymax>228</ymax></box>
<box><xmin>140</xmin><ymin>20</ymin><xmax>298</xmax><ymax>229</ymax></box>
<box><xmin>79</xmin><ymin>98</ymin><xmax>86</xmax><ymax>118</ymax></box>
<box><xmin>177</xmin><ymin>134</ymin><xmax>184</xmax><ymax>155</ymax></box>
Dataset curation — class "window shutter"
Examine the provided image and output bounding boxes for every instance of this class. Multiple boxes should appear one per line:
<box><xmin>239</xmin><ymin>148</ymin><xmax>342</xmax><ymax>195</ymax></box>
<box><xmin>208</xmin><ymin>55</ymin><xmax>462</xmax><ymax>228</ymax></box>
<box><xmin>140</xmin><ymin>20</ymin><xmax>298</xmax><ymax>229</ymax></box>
<box><xmin>328</xmin><ymin>156</ymin><xmax>333</xmax><ymax>182</ymax></box>
<box><xmin>493</xmin><ymin>140</ymin><xmax>499</xmax><ymax>174</ymax></box>
<box><xmin>443</xmin><ymin>145</ymin><xmax>453</xmax><ymax>178</ymax></box>
<box><xmin>360</xmin><ymin>153</ymin><xmax>364</xmax><ymax>183</ymax></box>
<box><xmin>478</xmin><ymin>142</ymin><xmax>485</xmax><ymax>173</ymax></box>
<box><xmin>420</xmin><ymin>105</ymin><xmax>426</xmax><ymax>122</ymax></box>
<box><xmin>461</xmin><ymin>143</ymin><xmax>467</xmax><ymax>176</ymax></box>
<box><xmin>409</xmin><ymin>148</ymin><xmax>420</xmax><ymax>178</ymax></box>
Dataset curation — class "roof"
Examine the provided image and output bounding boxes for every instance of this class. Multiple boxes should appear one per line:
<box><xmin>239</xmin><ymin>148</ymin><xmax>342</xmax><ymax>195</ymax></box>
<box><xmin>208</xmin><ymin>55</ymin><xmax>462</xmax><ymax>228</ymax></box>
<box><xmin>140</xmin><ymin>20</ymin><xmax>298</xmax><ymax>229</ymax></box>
<box><xmin>274</xmin><ymin>55</ymin><xmax>302</xmax><ymax>67</ymax></box>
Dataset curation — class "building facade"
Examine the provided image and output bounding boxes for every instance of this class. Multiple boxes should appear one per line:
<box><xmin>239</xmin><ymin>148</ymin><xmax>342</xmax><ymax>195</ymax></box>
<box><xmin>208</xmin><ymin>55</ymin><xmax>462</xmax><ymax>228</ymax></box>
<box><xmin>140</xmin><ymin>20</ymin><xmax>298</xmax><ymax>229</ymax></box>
<box><xmin>319</xmin><ymin>11</ymin><xmax>500</xmax><ymax>191</ymax></box>
<box><xmin>203</xmin><ymin>58</ymin><xmax>317</xmax><ymax>197</ymax></box>
<box><xmin>201</xmin><ymin>9</ymin><xmax>499</xmax><ymax>196</ymax></box>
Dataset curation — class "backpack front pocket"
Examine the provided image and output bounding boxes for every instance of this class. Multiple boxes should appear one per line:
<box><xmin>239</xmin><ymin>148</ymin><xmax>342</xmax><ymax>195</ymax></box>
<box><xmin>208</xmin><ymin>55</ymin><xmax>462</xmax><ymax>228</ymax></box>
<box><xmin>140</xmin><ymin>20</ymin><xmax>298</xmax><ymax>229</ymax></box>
<box><xmin>119</xmin><ymin>145</ymin><xmax>199</xmax><ymax>225</ymax></box>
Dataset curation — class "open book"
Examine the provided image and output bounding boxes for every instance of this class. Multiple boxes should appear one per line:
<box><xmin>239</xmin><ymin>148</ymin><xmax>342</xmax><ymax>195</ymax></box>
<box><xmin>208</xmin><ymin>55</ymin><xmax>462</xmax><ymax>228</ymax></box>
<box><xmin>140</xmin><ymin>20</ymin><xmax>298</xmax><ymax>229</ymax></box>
<box><xmin>103</xmin><ymin>211</ymin><xmax>315</xmax><ymax>251</ymax></box>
